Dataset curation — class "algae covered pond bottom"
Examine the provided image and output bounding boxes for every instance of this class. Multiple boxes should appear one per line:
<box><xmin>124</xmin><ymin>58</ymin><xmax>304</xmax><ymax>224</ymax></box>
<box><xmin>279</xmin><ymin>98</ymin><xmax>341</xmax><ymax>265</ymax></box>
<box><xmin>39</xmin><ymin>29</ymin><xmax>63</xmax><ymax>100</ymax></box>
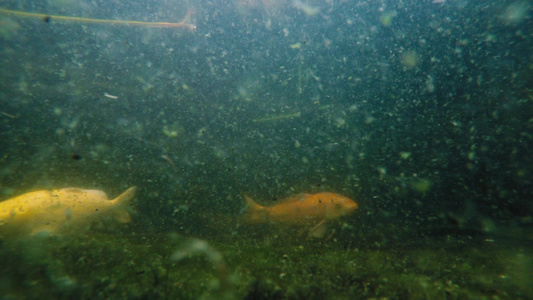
<box><xmin>0</xmin><ymin>229</ymin><xmax>530</xmax><ymax>299</ymax></box>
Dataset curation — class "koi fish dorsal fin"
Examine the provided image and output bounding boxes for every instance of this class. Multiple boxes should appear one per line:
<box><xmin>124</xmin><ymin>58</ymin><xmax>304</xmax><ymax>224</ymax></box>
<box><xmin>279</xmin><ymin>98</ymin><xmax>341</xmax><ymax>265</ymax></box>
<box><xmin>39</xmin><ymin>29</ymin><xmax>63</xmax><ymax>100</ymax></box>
<box><xmin>243</xmin><ymin>195</ymin><xmax>268</xmax><ymax>223</ymax></box>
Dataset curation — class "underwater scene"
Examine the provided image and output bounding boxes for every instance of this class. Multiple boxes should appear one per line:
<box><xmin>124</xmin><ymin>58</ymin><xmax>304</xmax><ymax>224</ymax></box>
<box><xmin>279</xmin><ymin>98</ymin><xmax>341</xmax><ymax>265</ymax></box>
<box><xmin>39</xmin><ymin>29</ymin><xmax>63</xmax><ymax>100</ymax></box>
<box><xmin>0</xmin><ymin>0</ymin><xmax>532</xmax><ymax>299</ymax></box>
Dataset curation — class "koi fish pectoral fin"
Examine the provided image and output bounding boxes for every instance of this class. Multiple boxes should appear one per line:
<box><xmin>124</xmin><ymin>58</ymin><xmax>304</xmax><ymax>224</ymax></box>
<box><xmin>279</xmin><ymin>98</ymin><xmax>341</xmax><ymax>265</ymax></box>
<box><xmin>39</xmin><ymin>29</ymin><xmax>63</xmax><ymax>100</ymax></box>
<box><xmin>309</xmin><ymin>219</ymin><xmax>328</xmax><ymax>238</ymax></box>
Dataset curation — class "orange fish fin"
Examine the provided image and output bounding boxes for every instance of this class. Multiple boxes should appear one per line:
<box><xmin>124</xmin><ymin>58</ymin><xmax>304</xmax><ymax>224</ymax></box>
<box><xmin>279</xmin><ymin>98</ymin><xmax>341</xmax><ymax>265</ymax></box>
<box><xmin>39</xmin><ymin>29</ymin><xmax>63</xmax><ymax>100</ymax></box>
<box><xmin>243</xmin><ymin>195</ymin><xmax>268</xmax><ymax>223</ymax></box>
<box><xmin>309</xmin><ymin>219</ymin><xmax>328</xmax><ymax>238</ymax></box>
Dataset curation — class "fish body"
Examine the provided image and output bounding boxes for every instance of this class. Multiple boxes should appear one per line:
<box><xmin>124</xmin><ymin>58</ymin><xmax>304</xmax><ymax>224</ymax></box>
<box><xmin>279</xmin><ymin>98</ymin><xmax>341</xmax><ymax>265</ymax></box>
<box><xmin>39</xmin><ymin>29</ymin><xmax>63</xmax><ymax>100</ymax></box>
<box><xmin>0</xmin><ymin>186</ymin><xmax>136</xmax><ymax>237</ymax></box>
<box><xmin>244</xmin><ymin>192</ymin><xmax>358</xmax><ymax>227</ymax></box>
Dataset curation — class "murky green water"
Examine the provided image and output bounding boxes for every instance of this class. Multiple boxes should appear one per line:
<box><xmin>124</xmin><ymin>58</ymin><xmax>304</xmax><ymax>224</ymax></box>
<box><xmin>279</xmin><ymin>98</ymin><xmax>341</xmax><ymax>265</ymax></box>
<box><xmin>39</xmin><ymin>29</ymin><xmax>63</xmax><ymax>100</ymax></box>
<box><xmin>1</xmin><ymin>0</ymin><xmax>532</xmax><ymax>298</ymax></box>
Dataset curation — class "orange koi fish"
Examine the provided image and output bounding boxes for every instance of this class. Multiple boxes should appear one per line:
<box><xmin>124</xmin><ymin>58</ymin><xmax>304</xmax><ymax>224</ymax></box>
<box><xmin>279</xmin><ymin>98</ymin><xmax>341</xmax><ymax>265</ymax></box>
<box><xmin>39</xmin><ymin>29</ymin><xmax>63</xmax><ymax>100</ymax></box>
<box><xmin>243</xmin><ymin>192</ymin><xmax>358</xmax><ymax>237</ymax></box>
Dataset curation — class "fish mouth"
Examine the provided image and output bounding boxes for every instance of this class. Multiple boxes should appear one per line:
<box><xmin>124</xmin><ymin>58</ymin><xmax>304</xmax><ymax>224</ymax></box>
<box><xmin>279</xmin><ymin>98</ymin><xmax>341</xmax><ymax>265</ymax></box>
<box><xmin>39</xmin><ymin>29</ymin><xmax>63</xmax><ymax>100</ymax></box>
<box><xmin>346</xmin><ymin>203</ymin><xmax>359</xmax><ymax>214</ymax></box>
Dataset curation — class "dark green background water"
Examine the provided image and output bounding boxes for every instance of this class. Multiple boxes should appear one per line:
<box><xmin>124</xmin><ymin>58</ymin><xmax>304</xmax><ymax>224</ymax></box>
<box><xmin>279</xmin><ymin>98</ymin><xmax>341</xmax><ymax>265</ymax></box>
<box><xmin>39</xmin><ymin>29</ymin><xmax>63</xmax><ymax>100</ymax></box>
<box><xmin>0</xmin><ymin>0</ymin><xmax>532</xmax><ymax>298</ymax></box>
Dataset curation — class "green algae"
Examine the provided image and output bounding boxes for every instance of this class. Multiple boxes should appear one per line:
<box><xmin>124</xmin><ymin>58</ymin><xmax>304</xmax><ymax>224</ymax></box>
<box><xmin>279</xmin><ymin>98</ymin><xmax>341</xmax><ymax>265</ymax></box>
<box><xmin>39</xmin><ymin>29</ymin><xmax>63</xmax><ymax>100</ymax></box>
<box><xmin>0</xmin><ymin>229</ymin><xmax>530</xmax><ymax>299</ymax></box>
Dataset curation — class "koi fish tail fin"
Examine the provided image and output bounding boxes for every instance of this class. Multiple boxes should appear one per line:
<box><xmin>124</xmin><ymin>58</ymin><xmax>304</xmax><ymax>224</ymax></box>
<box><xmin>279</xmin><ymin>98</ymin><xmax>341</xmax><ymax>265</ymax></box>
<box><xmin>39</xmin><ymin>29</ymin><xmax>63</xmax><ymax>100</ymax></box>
<box><xmin>243</xmin><ymin>195</ymin><xmax>268</xmax><ymax>223</ymax></box>
<box><xmin>112</xmin><ymin>186</ymin><xmax>137</xmax><ymax>223</ymax></box>
<box><xmin>114</xmin><ymin>187</ymin><xmax>137</xmax><ymax>204</ymax></box>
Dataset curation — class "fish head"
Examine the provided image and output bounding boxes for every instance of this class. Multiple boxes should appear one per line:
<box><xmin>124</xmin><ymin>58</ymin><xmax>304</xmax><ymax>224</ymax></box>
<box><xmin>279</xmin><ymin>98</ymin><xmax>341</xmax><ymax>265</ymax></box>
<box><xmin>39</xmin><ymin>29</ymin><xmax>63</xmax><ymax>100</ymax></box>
<box><xmin>317</xmin><ymin>193</ymin><xmax>359</xmax><ymax>219</ymax></box>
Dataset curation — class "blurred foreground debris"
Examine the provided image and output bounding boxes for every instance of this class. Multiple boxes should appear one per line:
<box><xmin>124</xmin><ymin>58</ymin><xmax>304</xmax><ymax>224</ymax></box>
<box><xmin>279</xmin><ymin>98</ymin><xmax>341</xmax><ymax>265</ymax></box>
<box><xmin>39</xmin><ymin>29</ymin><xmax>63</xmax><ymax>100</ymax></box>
<box><xmin>171</xmin><ymin>238</ymin><xmax>233</xmax><ymax>299</ymax></box>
